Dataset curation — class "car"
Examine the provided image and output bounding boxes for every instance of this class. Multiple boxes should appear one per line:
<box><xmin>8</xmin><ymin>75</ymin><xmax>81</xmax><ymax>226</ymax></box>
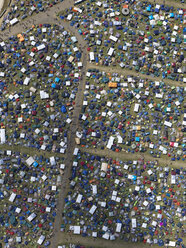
<box><xmin>21</xmin><ymin>14</ymin><xmax>27</xmax><ymax>19</ymax></box>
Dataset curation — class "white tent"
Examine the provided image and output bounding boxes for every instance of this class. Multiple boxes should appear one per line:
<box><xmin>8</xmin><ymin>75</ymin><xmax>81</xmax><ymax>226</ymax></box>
<box><xmin>101</xmin><ymin>162</ymin><xmax>108</xmax><ymax>172</ymax></box>
<box><xmin>23</xmin><ymin>77</ymin><xmax>30</xmax><ymax>85</ymax></box>
<box><xmin>26</xmin><ymin>157</ymin><xmax>34</xmax><ymax>166</ymax></box>
<box><xmin>50</xmin><ymin>156</ymin><xmax>56</xmax><ymax>166</ymax></box>
<box><xmin>9</xmin><ymin>193</ymin><xmax>16</xmax><ymax>202</ymax></box>
<box><xmin>76</xmin><ymin>194</ymin><xmax>83</xmax><ymax>204</ymax></box>
<box><xmin>116</xmin><ymin>223</ymin><xmax>122</xmax><ymax>232</ymax></box>
<box><xmin>0</xmin><ymin>129</ymin><xmax>6</xmax><ymax>144</ymax></box>
<box><xmin>10</xmin><ymin>18</ymin><xmax>18</xmax><ymax>25</ymax></box>
<box><xmin>106</xmin><ymin>136</ymin><xmax>114</xmax><ymax>149</ymax></box>
<box><xmin>74</xmin><ymin>226</ymin><xmax>81</xmax><ymax>234</ymax></box>
<box><xmin>89</xmin><ymin>52</ymin><xmax>95</xmax><ymax>61</ymax></box>
<box><xmin>134</xmin><ymin>103</ymin><xmax>140</xmax><ymax>113</ymax></box>
<box><xmin>40</xmin><ymin>90</ymin><xmax>49</xmax><ymax>99</ymax></box>
<box><xmin>102</xmin><ymin>232</ymin><xmax>109</xmax><ymax>240</ymax></box>
<box><xmin>27</xmin><ymin>213</ymin><xmax>37</xmax><ymax>222</ymax></box>
<box><xmin>108</xmin><ymin>48</ymin><xmax>114</xmax><ymax>56</ymax></box>
<box><xmin>73</xmin><ymin>148</ymin><xmax>79</xmax><ymax>155</ymax></box>
<box><xmin>37</xmin><ymin>44</ymin><xmax>45</xmax><ymax>51</ymax></box>
<box><xmin>37</xmin><ymin>235</ymin><xmax>45</xmax><ymax>245</ymax></box>
<box><xmin>89</xmin><ymin>205</ymin><xmax>97</xmax><ymax>215</ymax></box>
<box><xmin>132</xmin><ymin>218</ymin><xmax>137</xmax><ymax>228</ymax></box>
<box><xmin>92</xmin><ymin>185</ymin><xmax>97</xmax><ymax>195</ymax></box>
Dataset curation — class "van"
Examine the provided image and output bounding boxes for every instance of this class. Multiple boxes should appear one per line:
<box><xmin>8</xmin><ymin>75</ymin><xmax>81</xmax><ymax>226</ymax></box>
<box><xmin>21</xmin><ymin>14</ymin><xmax>27</xmax><ymax>20</ymax></box>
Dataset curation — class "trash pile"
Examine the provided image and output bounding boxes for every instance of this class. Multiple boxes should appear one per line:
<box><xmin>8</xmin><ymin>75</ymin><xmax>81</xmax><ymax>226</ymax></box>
<box><xmin>0</xmin><ymin>149</ymin><xmax>65</xmax><ymax>247</ymax></box>
<box><xmin>0</xmin><ymin>24</ymin><xmax>82</xmax><ymax>153</ymax></box>
<box><xmin>61</xmin><ymin>0</ymin><xmax>185</xmax><ymax>82</ymax></box>
<box><xmin>62</xmin><ymin>149</ymin><xmax>185</xmax><ymax>247</ymax></box>
<box><xmin>76</xmin><ymin>70</ymin><xmax>186</xmax><ymax>159</ymax></box>
<box><xmin>0</xmin><ymin>0</ymin><xmax>64</xmax><ymax>30</ymax></box>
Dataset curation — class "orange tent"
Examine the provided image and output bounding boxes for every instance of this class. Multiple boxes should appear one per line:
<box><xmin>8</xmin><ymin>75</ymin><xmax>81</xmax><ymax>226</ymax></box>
<box><xmin>108</xmin><ymin>82</ymin><xmax>117</xmax><ymax>88</ymax></box>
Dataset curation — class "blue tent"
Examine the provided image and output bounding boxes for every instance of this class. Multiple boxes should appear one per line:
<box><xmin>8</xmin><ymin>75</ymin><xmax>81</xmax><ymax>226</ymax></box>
<box><xmin>61</xmin><ymin>105</ymin><xmax>67</xmax><ymax>113</ymax></box>
<box><xmin>55</xmin><ymin>77</ymin><xmax>60</xmax><ymax>83</ymax></box>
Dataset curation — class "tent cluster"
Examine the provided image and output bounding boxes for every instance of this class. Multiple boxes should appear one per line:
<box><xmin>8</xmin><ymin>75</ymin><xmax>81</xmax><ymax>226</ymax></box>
<box><xmin>1</xmin><ymin>0</ymin><xmax>64</xmax><ymax>30</ymax></box>
<box><xmin>61</xmin><ymin>0</ymin><xmax>185</xmax><ymax>82</ymax></box>
<box><xmin>0</xmin><ymin>24</ymin><xmax>82</xmax><ymax>153</ymax></box>
<box><xmin>76</xmin><ymin>70</ymin><xmax>185</xmax><ymax>159</ymax></box>
<box><xmin>62</xmin><ymin>149</ymin><xmax>185</xmax><ymax>247</ymax></box>
<box><xmin>0</xmin><ymin>149</ymin><xmax>65</xmax><ymax>247</ymax></box>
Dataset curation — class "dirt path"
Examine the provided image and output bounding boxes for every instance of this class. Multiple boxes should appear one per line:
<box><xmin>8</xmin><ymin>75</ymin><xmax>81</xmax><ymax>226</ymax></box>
<box><xmin>0</xmin><ymin>3</ymin><xmax>88</xmax><ymax>248</ymax></box>
<box><xmin>0</xmin><ymin>0</ymin><xmax>12</xmax><ymax>27</ymax></box>
<box><xmin>0</xmin><ymin>143</ymin><xmax>66</xmax><ymax>159</ymax></box>
<box><xmin>0</xmin><ymin>0</ymin><xmax>183</xmax><ymax>29</ymax></box>
<box><xmin>57</xmin><ymin>232</ymin><xmax>161</xmax><ymax>248</ymax></box>
<box><xmin>0</xmin><ymin>0</ymin><xmax>5</xmax><ymax>13</ymax></box>
<box><xmin>49</xmin><ymin>20</ymin><xmax>88</xmax><ymax>248</ymax></box>
<box><xmin>1</xmin><ymin>7</ymin><xmax>88</xmax><ymax>246</ymax></box>
<box><xmin>147</xmin><ymin>0</ymin><xmax>184</xmax><ymax>9</ymax></box>
<box><xmin>81</xmin><ymin>147</ymin><xmax>185</xmax><ymax>169</ymax></box>
<box><xmin>0</xmin><ymin>0</ymin><xmax>74</xmax><ymax>40</ymax></box>
<box><xmin>87</xmin><ymin>64</ymin><xmax>185</xmax><ymax>87</ymax></box>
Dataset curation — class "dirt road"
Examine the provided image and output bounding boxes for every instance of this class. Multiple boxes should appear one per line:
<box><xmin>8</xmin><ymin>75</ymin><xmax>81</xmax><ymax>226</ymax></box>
<box><xmin>0</xmin><ymin>0</ymin><xmax>5</xmax><ymax>13</ymax></box>
<box><xmin>0</xmin><ymin>2</ymin><xmax>89</xmax><ymax>248</ymax></box>
<box><xmin>81</xmin><ymin>147</ymin><xmax>185</xmax><ymax>169</ymax></box>
<box><xmin>57</xmin><ymin>232</ymin><xmax>160</xmax><ymax>248</ymax></box>
<box><xmin>87</xmin><ymin>64</ymin><xmax>185</xmax><ymax>87</ymax></box>
<box><xmin>0</xmin><ymin>0</ymin><xmax>74</xmax><ymax>40</ymax></box>
<box><xmin>147</xmin><ymin>0</ymin><xmax>184</xmax><ymax>9</ymax></box>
